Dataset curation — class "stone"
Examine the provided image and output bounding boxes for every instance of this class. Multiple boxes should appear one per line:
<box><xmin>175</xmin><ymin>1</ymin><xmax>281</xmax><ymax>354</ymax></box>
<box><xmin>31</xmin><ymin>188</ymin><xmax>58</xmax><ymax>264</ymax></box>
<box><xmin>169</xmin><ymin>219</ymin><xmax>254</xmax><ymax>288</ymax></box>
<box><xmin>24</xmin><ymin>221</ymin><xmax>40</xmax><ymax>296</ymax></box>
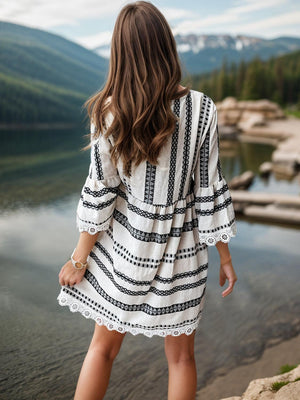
<box><xmin>218</xmin><ymin>97</ymin><xmax>239</xmax><ymax>110</ymax></box>
<box><xmin>221</xmin><ymin>109</ymin><xmax>242</xmax><ymax>126</ymax></box>
<box><xmin>274</xmin><ymin>381</ymin><xmax>300</xmax><ymax>400</ymax></box>
<box><xmin>221</xmin><ymin>397</ymin><xmax>241</xmax><ymax>400</ymax></box>
<box><xmin>219</xmin><ymin>364</ymin><xmax>300</xmax><ymax>400</ymax></box>
<box><xmin>238</xmin><ymin>112</ymin><xmax>266</xmax><ymax>131</ymax></box>
<box><xmin>228</xmin><ymin>171</ymin><xmax>255</xmax><ymax>190</ymax></box>
<box><xmin>216</xmin><ymin>97</ymin><xmax>285</xmax><ymax>132</ymax></box>
<box><xmin>259</xmin><ymin>162</ymin><xmax>273</xmax><ymax>175</ymax></box>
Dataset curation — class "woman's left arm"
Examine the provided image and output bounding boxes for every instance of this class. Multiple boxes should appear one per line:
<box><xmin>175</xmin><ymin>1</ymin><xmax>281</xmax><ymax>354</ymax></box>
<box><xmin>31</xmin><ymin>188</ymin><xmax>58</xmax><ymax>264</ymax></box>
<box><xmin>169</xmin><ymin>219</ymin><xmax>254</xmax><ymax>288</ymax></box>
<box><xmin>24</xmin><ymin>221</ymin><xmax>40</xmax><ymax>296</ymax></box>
<box><xmin>58</xmin><ymin>231</ymin><xmax>98</xmax><ymax>287</ymax></box>
<box><xmin>59</xmin><ymin>116</ymin><xmax>121</xmax><ymax>287</ymax></box>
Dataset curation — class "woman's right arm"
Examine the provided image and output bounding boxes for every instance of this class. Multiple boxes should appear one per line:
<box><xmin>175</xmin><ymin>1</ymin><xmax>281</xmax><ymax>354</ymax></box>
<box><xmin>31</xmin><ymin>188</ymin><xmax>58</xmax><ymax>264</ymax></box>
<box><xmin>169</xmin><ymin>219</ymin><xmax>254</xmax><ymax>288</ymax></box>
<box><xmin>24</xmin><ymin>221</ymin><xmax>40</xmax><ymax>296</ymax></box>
<box><xmin>216</xmin><ymin>241</ymin><xmax>231</xmax><ymax>264</ymax></box>
<box><xmin>193</xmin><ymin>99</ymin><xmax>238</xmax><ymax>296</ymax></box>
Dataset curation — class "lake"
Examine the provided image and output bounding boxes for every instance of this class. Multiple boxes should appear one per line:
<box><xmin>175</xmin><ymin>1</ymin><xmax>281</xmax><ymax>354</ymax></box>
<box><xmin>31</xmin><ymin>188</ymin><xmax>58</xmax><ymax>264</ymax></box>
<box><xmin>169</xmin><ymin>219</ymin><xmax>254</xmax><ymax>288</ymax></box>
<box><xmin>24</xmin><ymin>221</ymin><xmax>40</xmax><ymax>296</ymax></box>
<box><xmin>1</xmin><ymin>127</ymin><xmax>299</xmax><ymax>400</ymax></box>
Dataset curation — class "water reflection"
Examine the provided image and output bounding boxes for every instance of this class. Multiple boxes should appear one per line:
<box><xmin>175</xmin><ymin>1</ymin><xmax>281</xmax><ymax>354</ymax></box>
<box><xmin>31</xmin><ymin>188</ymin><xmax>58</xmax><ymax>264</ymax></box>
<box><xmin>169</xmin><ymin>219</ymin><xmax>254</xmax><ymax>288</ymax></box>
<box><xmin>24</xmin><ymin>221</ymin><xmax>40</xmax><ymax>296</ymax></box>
<box><xmin>1</xmin><ymin>127</ymin><xmax>288</xmax><ymax>211</ymax></box>
<box><xmin>0</xmin><ymin>125</ymin><xmax>90</xmax><ymax>211</ymax></box>
<box><xmin>0</xmin><ymin>128</ymin><xmax>299</xmax><ymax>400</ymax></box>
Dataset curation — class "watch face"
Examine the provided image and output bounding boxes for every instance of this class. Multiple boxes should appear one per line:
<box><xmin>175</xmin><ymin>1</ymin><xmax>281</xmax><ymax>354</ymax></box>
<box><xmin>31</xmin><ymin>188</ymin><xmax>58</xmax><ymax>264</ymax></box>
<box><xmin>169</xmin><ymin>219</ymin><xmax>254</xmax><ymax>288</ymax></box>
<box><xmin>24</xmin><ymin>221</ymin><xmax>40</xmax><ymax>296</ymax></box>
<box><xmin>75</xmin><ymin>262</ymin><xmax>82</xmax><ymax>268</ymax></box>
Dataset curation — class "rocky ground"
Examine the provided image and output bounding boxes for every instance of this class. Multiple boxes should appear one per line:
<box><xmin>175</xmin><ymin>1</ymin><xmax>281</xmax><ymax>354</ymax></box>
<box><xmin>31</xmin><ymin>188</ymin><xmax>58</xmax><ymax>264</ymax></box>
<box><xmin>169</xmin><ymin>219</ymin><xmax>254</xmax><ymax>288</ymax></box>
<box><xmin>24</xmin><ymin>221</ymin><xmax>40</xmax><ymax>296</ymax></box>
<box><xmin>216</xmin><ymin>97</ymin><xmax>300</xmax><ymax>177</ymax></box>
<box><xmin>221</xmin><ymin>364</ymin><xmax>300</xmax><ymax>400</ymax></box>
<box><xmin>196</xmin><ymin>334</ymin><xmax>300</xmax><ymax>400</ymax></box>
<box><xmin>216</xmin><ymin>97</ymin><xmax>300</xmax><ymax>226</ymax></box>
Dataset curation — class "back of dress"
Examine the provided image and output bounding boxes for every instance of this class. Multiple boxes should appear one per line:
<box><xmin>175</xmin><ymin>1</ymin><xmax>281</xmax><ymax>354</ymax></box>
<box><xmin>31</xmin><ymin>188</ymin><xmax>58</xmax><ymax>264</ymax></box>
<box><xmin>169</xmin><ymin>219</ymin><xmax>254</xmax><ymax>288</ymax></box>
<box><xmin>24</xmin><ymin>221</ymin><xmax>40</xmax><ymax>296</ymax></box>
<box><xmin>76</xmin><ymin>89</ymin><xmax>236</xmax><ymax>246</ymax></box>
<box><xmin>57</xmin><ymin>88</ymin><xmax>237</xmax><ymax>338</ymax></box>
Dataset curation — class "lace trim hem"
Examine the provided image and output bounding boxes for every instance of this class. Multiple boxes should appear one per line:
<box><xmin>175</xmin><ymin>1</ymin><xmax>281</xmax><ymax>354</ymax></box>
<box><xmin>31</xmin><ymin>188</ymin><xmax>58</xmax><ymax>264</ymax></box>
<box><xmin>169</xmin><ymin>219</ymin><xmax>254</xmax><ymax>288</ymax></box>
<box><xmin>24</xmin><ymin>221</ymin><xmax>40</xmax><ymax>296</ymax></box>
<box><xmin>199</xmin><ymin>225</ymin><xmax>237</xmax><ymax>246</ymax></box>
<box><xmin>57</xmin><ymin>293</ymin><xmax>201</xmax><ymax>338</ymax></box>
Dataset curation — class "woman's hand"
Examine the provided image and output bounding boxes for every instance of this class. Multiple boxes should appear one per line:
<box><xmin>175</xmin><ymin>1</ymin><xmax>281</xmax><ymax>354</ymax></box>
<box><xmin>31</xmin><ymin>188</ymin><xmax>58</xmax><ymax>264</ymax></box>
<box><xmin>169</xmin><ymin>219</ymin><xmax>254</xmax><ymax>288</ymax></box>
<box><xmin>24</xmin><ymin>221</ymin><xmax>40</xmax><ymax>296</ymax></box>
<box><xmin>219</xmin><ymin>259</ymin><xmax>237</xmax><ymax>297</ymax></box>
<box><xmin>58</xmin><ymin>260</ymin><xmax>87</xmax><ymax>287</ymax></box>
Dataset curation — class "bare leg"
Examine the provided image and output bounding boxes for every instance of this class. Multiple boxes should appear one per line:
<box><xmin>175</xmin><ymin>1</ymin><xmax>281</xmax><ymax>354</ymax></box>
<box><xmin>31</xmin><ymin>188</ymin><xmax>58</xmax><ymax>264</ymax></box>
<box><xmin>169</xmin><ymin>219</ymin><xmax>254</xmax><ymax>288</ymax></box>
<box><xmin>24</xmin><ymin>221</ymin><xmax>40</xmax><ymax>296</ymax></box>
<box><xmin>74</xmin><ymin>323</ymin><xmax>126</xmax><ymax>400</ymax></box>
<box><xmin>164</xmin><ymin>330</ymin><xmax>197</xmax><ymax>400</ymax></box>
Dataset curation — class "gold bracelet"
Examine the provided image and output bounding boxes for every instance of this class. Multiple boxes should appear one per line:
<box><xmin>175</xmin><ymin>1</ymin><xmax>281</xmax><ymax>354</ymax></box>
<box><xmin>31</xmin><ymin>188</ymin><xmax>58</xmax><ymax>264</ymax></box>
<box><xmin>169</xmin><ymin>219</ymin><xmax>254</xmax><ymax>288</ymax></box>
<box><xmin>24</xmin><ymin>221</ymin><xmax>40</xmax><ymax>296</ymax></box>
<box><xmin>220</xmin><ymin>256</ymin><xmax>232</xmax><ymax>267</ymax></box>
<box><xmin>71</xmin><ymin>248</ymin><xmax>88</xmax><ymax>270</ymax></box>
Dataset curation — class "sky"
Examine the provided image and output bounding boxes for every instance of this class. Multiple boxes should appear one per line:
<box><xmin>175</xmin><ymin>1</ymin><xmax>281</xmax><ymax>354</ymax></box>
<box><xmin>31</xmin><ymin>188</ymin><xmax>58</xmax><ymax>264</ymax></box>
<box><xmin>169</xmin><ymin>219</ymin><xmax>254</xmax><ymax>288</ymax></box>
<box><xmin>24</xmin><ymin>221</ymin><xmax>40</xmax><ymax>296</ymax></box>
<box><xmin>0</xmin><ymin>0</ymin><xmax>299</xmax><ymax>50</ymax></box>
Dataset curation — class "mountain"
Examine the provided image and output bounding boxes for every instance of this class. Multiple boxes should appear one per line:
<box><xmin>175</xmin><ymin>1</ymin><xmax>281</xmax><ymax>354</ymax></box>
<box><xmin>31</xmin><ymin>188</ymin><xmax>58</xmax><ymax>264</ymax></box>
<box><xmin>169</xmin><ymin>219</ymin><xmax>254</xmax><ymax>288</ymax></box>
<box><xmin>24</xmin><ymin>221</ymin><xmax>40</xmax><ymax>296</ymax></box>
<box><xmin>93</xmin><ymin>33</ymin><xmax>300</xmax><ymax>75</ymax></box>
<box><xmin>176</xmin><ymin>34</ymin><xmax>300</xmax><ymax>74</ymax></box>
<box><xmin>0</xmin><ymin>21</ymin><xmax>109</xmax><ymax>124</ymax></box>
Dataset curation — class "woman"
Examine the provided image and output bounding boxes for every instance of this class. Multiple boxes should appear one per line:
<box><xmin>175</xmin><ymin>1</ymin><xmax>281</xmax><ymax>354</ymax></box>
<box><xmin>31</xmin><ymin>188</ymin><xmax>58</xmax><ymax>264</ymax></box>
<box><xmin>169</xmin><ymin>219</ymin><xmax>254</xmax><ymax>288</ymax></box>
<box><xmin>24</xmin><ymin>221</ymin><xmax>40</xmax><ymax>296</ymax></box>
<box><xmin>57</xmin><ymin>2</ymin><xmax>238</xmax><ymax>399</ymax></box>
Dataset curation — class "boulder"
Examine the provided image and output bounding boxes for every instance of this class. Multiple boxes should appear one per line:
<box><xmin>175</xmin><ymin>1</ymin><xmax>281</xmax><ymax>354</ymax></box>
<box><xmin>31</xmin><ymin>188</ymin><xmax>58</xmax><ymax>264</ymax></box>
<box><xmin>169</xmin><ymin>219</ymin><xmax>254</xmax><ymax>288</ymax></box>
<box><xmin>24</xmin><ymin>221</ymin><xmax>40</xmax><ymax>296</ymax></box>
<box><xmin>238</xmin><ymin>99</ymin><xmax>285</xmax><ymax>119</ymax></box>
<box><xmin>274</xmin><ymin>381</ymin><xmax>300</xmax><ymax>400</ymax></box>
<box><xmin>218</xmin><ymin>109</ymin><xmax>242</xmax><ymax>126</ymax></box>
<box><xmin>218</xmin><ymin>97</ymin><xmax>239</xmax><ymax>110</ymax></box>
<box><xmin>220</xmin><ymin>364</ymin><xmax>300</xmax><ymax>400</ymax></box>
<box><xmin>259</xmin><ymin>162</ymin><xmax>273</xmax><ymax>176</ymax></box>
<box><xmin>228</xmin><ymin>171</ymin><xmax>255</xmax><ymax>190</ymax></box>
<box><xmin>218</xmin><ymin>125</ymin><xmax>239</xmax><ymax>139</ymax></box>
<box><xmin>238</xmin><ymin>112</ymin><xmax>266</xmax><ymax>131</ymax></box>
<box><xmin>216</xmin><ymin>97</ymin><xmax>285</xmax><ymax>131</ymax></box>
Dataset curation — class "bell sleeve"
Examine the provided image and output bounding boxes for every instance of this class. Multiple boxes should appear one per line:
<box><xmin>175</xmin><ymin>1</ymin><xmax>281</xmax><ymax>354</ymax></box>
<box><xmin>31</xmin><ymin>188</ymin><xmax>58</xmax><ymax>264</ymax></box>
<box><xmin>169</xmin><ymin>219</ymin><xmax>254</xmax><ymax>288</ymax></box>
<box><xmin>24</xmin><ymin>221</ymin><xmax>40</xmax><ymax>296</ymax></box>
<box><xmin>193</xmin><ymin>102</ymin><xmax>237</xmax><ymax>246</ymax></box>
<box><xmin>76</xmin><ymin>120</ymin><xmax>121</xmax><ymax>235</ymax></box>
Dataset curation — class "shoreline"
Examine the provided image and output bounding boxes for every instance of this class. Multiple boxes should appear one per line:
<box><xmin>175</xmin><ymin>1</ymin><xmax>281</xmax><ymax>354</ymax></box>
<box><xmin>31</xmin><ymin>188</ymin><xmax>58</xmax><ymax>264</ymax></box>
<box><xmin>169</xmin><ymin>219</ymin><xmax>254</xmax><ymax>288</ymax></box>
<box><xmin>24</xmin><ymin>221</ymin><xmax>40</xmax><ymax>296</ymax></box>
<box><xmin>218</xmin><ymin>101</ymin><xmax>300</xmax><ymax>226</ymax></box>
<box><xmin>217</xmin><ymin>97</ymin><xmax>300</xmax><ymax>174</ymax></box>
<box><xmin>0</xmin><ymin>122</ymin><xmax>79</xmax><ymax>130</ymax></box>
<box><xmin>196</xmin><ymin>333</ymin><xmax>300</xmax><ymax>400</ymax></box>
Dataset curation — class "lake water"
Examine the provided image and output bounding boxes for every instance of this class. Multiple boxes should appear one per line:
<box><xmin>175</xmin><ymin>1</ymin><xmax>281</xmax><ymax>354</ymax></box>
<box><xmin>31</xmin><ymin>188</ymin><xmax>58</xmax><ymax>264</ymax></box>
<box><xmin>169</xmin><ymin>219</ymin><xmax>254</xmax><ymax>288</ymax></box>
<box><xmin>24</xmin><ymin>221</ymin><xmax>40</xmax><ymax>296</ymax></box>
<box><xmin>1</xmin><ymin>127</ymin><xmax>299</xmax><ymax>400</ymax></box>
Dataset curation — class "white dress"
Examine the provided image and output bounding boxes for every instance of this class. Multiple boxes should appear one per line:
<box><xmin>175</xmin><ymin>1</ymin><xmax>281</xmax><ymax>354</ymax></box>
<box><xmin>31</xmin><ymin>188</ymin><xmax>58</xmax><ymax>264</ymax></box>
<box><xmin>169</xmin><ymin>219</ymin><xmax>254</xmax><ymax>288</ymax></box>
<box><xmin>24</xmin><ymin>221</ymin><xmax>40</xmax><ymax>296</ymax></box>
<box><xmin>57</xmin><ymin>89</ymin><xmax>237</xmax><ymax>338</ymax></box>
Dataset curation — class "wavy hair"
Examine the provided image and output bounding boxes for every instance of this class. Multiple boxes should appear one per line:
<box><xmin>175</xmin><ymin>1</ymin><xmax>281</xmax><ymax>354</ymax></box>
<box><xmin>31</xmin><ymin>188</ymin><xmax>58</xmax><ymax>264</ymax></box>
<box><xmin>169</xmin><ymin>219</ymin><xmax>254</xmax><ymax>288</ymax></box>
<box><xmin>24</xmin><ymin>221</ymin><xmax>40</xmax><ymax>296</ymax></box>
<box><xmin>82</xmin><ymin>1</ymin><xmax>190</xmax><ymax>177</ymax></box>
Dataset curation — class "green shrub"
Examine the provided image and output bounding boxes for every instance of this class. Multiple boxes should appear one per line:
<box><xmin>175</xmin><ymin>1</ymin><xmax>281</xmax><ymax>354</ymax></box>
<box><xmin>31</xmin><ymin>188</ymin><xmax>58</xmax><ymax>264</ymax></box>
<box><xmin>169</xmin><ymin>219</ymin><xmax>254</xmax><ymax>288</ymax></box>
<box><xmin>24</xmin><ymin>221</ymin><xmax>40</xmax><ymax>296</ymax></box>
<box><xmin>279</xmin><ymin>364</ymin><xmax>298</xmax><ymax>374</ymax></box>
<box><xmin>271</xmin><ymin>381</ymin><xmax>290</xmax><ymax>391</ymax></box>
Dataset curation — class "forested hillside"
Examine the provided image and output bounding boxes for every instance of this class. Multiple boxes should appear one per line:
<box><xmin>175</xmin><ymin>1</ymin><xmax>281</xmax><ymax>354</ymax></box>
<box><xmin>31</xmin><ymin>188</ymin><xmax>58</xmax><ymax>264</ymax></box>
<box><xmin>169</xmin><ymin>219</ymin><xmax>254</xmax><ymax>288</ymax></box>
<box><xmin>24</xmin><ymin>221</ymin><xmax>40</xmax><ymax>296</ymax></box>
<box><xmin>189</xmin><ymin>50</ymin><xmax>300</xmax><ymax>106</ymax></box>
<box><xmin>0</xmin><ymin>21</ymin><xmax>108</xmax><ymax>124</ymax></box>
<box><xmin>1</xmin><ymin>20</ymin><xmax>299</xmax><ymax>125</ymax></box>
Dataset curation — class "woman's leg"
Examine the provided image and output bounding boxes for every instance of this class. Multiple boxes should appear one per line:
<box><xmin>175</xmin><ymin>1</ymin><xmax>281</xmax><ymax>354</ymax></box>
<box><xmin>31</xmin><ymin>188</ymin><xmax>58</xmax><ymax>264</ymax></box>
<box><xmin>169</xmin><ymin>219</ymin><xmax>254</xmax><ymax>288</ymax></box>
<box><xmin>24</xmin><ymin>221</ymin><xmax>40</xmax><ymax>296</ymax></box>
<box><xmin>74</xmin><ymin>323</ymin><xmax>126</xmax><ymax>400</ymax></box>
<box><xmin>164</xmin><ymin>330</ymin><xmax>197</xmax><ymax>400</ymax></box>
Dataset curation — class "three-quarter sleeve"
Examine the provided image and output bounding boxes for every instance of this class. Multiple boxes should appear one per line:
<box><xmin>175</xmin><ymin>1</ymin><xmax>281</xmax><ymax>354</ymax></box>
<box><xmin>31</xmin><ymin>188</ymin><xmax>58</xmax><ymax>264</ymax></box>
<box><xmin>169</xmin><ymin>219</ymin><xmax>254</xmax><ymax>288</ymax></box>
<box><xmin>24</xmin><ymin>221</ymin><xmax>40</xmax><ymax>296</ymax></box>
<box><xmin>193</xmin><ymin>102</ymin><xmax>237</xmax><ymax>246</ymax></box>
<box><xmin>76</xmin><ymin>120</ymin><xmax>121</xmax><ymax>235</ymax></box>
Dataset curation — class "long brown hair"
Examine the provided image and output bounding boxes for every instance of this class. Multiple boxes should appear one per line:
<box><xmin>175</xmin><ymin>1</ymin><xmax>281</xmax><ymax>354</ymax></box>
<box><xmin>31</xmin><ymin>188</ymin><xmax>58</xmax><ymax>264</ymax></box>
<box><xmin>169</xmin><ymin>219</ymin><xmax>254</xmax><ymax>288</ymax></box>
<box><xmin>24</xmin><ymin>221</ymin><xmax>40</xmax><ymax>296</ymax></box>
<box><xmin>82</xmin><ymin>1</ymin><xmax>191</xmax><ymax>177</ymax></box>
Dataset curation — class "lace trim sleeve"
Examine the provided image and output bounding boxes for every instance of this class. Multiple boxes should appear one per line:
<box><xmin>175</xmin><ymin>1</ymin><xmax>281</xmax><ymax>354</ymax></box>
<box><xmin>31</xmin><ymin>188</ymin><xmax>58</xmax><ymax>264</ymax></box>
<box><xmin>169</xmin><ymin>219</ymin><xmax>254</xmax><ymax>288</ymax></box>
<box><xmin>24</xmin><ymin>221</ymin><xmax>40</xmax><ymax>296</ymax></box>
<box><xmin>193</xmin><ymin>100</ymin><xmax>237</xmax><ymax>246</ymax></box>
<box><xmin>194</xmin><ymin>175</ymin><xmax>237</xmax><ymax>246</ymax></box>
<box><xmin>76</xmin><ymin>119</ymin><xmax>121</xmax><ymax>235</ymax></box>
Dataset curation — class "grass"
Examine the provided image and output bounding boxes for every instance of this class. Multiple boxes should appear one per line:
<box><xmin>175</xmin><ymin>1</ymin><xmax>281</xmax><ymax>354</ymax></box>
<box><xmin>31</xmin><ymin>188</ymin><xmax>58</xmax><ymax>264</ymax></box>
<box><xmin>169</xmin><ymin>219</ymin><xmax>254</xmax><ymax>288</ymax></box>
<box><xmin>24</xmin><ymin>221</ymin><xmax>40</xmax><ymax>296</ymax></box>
<box><xmin>271</xmin><ymin>381</ymin><xmax>290</xmax><ymax>391</ymax></box>
<box><xmin>270</xmin><ymin>363</ymin><xmax>300</xmax><ymax>392</ymax></box>
<box><xmin>279</xmin><ymin>364</ymin><xmax>298</xmax><ymax>374</ymax></box>
<box><xmin>283</xmin><ymin>107</ymin><xmax>300</xmax><ymax>118</ymax></box>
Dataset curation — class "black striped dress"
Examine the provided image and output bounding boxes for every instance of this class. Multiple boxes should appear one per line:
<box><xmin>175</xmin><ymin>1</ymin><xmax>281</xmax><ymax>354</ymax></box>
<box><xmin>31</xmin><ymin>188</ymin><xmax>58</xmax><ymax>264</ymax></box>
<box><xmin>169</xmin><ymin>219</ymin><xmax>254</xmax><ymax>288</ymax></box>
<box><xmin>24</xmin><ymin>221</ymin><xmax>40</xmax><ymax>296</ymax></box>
<box><xmin>57</xmin><ymin>89</ymin><xmax>237</xmax><ymax>337</ymax></box>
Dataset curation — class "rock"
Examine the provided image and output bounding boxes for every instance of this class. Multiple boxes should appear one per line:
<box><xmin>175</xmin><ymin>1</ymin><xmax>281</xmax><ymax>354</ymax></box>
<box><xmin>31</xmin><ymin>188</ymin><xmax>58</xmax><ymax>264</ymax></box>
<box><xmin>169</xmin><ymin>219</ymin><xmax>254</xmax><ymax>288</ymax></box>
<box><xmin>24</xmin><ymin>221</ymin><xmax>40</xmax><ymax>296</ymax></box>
<box><xmin>243</xmin><ymin>205</ymin><xmax>300</xmax><ymax>225</ymax></box>
<box><xmin>237</xmin><ymin>112</ymin><xmax>266</xmax><ymax>131</ymax></box>
<box><xmin>230</xmin><ymin>191</ymin><xmax>300</xmax><ymax>207</ymax></box>
<box><xmin>220</xmin><ymin>364</ymin><xmax>300</xmax><ymax>400</ymax></box>
<box><xmin>238</xmin><ymin>99</ymin><xmax>285</xmax><ymax>119</ymax></box>
<box><xmin>218</xmin><ymin>125</ymin><xmax>239</xmax><ymax>139</ymax></box>
<box><xmin>274</xmin><ymin>381</ymin><xmax>300</xmax><ymax>399</ymax></box>
<box><xmin>218</xmin><ymin>97</ymin><xmax>239</xmax><ymax>110</ymax></box>
<box><xmin>216</xmin><ymin>97</ymin><xmax>285</xmax><ymax>129</ymax></box>
<box><xmin>221</xmin><ymin>397</ymin><xmax>241</xmax><ymax>400</ymax></box>
<box><xmin>259</xmin><ymin>162</ymin><xmax>273</xmax><ymax>176</ymax></box>
<box><xmin>228</xmin><ymin>171</ymin><xmax>255</xmax><ymax>190</ymax></box>
<box><xmin>219</xmin><ymin>109</ymin><xmax>242</xmax><ymax>126</ymax></box>
<box><xmin>218</xmin><ymin>100</ymin><xmax>300</xmax><ymax>176</ymax></box>
<box><xmin>271</xmin><ymin>162</ymin><xmax>298</xmax><ymax>179</ymax></box>
<box><xmin>230</xmin><ymin>191</ymin><xmax>300</xmax><ymax>225</ymax></box>
<box><xmin>272</xmin><ymin>139</ymin><xmax>300</xmax><ymax>166</ymax></box>
<box><xmin>240</xmin><ymin>364</ymin><xmax>300</xmax><ymax>400</ymax></box>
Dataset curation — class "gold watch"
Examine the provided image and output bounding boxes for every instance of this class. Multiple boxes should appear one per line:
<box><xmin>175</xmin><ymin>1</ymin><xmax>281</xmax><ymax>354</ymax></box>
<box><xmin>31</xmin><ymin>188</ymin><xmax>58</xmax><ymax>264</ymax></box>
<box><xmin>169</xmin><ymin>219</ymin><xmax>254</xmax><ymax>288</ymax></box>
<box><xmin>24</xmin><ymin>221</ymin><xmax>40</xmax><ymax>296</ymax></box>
<box><xmin>71</xmin><ymin>248</ymin><xmax>88</xmax><ymax>270</ymax></box>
